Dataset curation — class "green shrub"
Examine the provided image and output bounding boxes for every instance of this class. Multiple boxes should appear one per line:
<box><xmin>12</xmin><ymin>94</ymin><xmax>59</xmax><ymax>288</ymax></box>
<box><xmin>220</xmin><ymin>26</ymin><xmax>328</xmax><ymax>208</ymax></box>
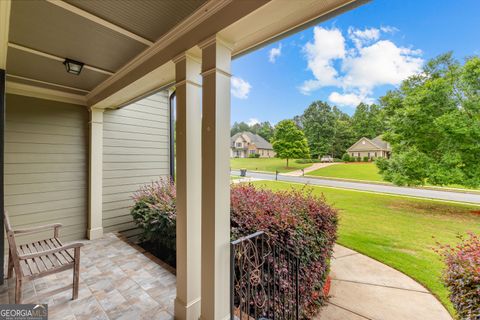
<box><xmin>363</xmin><ymin>156</ymin><xmax>370</xmax><ymax>162</ymax></box>
<box><xmin>342</xmin><ymin>153</ymin><xmax>351</xmax><ymax>162</ymax></box>
<box><xmin>131</xmin><ymin>179</ymin><xmax>176</xmax><ymax>255</ymax></box>
<box><xmin>356</xmin><ymin>156</ymin><xmax>362</xmax><ymax>162</ymax></box>
<box><xmin>248</xmin><ymin>153</ymin><xmax>260</xmax><ymax>158</ymax></box>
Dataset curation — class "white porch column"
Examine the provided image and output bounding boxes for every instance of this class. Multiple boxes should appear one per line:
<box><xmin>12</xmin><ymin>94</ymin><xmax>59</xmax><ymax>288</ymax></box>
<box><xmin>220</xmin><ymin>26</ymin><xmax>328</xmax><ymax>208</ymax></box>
<box><xmin>199</xmin><ymin>35</ymin><xmax>232</xmax><ymax>320</ymax></box>
<box><xmin>173</xmin><ymin>52</ymin><xmax>202</xmax><ymax>320</ymax></box>
<box><xmin>88</xmin><ymin>107</ymin><xmax>104</xmax><ymax>240</ymax></box>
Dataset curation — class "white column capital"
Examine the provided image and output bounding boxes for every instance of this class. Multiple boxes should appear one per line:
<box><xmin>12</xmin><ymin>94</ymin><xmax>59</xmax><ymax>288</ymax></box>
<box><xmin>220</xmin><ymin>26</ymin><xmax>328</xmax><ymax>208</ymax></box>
<box><xmin>198</xmin><ymin>34</ymin><xmax>234</xmax><ymax>51</ymax></box>
<box><xmin>88</xmin><ymin>107</ymin><xmax>104</xmax><ymax>123</ymax></box>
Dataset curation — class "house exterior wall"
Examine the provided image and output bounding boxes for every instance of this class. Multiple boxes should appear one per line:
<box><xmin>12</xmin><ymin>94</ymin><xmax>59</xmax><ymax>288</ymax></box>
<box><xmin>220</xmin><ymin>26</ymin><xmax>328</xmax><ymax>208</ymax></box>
<box><xmin>102</xmin><ymin>91</ymin><xmax>170</xmax><ymax>238</ymax></box>
<box><xmin>258</xmin><ymin>148</ymin><xmax>275</xmax><ymax>158</ymax></box>
<box><xmin>4</xmin><ymin>94</ymin><xmax>88</xmax><ymax>243</ymax></box>
<box><xmin>350</xmin><ymin>151</ymin><xmax>385</xmax><ymax>159</ymax></box>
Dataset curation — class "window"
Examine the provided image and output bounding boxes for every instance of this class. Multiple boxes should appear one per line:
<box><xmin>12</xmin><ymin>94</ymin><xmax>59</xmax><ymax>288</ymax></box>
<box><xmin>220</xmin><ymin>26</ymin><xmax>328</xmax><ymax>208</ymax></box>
<box><xmin>375</xmin><ymin>152</ymin><xmax>377</xmax><ymax>157</ymax></box>
<box><xmin>236</xmin><ymin>142</ymin><xmax>242</xmax><ymax>147</ymax></box>
<box><xmin>250</xmin><ymin>150</ymin><xmax>256</xmax><ymax>155</ymax></box>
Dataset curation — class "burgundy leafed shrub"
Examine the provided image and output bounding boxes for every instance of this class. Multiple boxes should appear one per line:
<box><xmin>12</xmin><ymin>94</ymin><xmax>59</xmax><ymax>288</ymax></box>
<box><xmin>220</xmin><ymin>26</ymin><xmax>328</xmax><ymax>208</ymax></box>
<box><xmin>131</xmin><ymin>180</ymin><xmax>338</xmax><ymax>318</ymax></box>
<box><xmin>231</xmin><ymin>183</ymin><xmax>338</xmax><ymax>318</ymax></box>
<box><xmin>437</xmin><ymin>233</ymin><xmax>480</xmax><ymax>320</ymax></box>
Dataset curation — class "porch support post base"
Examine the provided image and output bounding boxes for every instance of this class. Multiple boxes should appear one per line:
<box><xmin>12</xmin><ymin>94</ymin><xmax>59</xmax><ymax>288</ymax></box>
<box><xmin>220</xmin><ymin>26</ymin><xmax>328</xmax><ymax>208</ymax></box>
<box><xmin>175</xmin><ymin>297</ymin><xmax>201</xmax><ymax>320</ymax></box>
<box><xmin>87</xmin><ymin>227</ymin><xmax>103</xmax><ymax>240</ymax></box>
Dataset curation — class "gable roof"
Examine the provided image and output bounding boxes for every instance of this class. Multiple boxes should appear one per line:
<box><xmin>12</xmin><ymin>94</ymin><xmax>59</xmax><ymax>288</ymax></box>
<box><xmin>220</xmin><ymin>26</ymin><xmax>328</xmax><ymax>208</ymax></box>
<box><xmin>347</xmin><ymin>135</ymin><xmax>391</xmax><ymax>152</ymax></box>
<box><xmin>231</xmin><ymin>132</ymin><xmax>273</xmax><ymax>150</ymax></box>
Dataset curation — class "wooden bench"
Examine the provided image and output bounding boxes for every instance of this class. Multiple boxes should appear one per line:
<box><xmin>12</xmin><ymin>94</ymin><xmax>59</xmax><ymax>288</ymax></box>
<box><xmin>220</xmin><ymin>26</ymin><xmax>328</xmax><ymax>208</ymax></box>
<box><xmin>4</xmin><ymin>211</ymin><xmax>84</xmax><ymax>303</ymax></box>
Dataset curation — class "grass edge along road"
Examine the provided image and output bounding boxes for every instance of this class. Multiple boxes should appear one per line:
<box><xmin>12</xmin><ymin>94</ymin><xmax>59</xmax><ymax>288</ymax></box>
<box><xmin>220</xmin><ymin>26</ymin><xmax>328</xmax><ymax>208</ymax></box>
<box><xmin>250</xmin><ymin>180</ymin><xmax>480</xmax><ymax>316</ymax></box>
<box><xmin>230</xmin><ymin>158</ymin><xmax>310</xmax><ymax>173</ymax></box>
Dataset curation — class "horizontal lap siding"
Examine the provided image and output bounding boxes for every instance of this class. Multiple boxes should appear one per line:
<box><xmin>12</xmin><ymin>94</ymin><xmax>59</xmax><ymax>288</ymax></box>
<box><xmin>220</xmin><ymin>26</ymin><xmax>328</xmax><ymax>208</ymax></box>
<box><xmin>103</xmin><ymin>91</ymin><xmax>170</xmax><ymax>236</ymax></box>
<box><xmin>5</xmin><ymin>94</ymin><xmax>88</xmax><ymax>245</ymax></box>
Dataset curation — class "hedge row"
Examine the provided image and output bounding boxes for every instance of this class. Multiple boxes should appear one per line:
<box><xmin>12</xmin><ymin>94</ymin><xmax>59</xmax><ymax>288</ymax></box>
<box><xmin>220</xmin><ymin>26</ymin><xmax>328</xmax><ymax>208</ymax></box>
<box><xmin>131</xmin><ymin>179</ymin><xmax>338</xmax><ymax>318</ymax></box>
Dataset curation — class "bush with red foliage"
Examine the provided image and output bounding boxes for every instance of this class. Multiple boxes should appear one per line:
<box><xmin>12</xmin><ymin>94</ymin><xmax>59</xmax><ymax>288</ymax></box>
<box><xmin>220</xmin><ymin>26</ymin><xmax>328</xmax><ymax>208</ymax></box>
<box><xmin>231</xmin><ymin>183</ymin><xmax>338</xmax><ymax>318</ymax></box>
<box><xmin>437</xmin><ymin>233</ymin><xmax>480</xmax><ymax>320</ymax></box>
<box><xmin>132</xmin><ymin>181</ymin><xmax>338</xmax><ymax>318</ymax></box>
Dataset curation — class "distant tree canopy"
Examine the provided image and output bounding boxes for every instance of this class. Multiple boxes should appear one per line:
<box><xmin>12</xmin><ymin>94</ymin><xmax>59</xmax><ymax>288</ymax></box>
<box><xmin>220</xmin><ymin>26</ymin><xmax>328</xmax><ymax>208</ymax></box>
<box><xmin>230</xmin><ymin>121</ymin><xmax>274</xmax><ymax>141</ymax></box>
<box><xmin>376</xmin><ymin>53</ymin><xmax>480</xmax><ymax>187</ymax></box>
<box><xmin>271</xmin><ymin>120</ymin><xmax>310</xmax><ymax>167</ymax></box>
<box><xmin>351</xmin><ymin>103</ymin><xmax>386</xmax><ymax>140</ymax></box>
<box><xmin>297</xmin><ymin>101</ymin><xmax>383</xmax><ymax>159</ymax></box>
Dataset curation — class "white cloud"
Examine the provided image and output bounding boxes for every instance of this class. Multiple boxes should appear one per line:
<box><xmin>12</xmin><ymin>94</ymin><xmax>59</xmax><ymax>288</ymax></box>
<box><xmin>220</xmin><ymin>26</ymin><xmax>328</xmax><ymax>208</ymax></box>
<box><xmin>299</xmin><ymin>25</ymin><xmax>424</xmax><ymax>106</ymax></box>
<box><xmin>268</xmin><ymin>44</ymin><xmax>282</xmax><ymax>63</ymax></box>
<box><xmin>380</xmin><ymin>26</ymin><xmax>399</xmax><ymax>34</ymax></box>
<box><xmin>328</xmin><ymin>92</ymin><xmax>373</xmax><ymax>108</ymax></box>
<box><xmin>348</xmin><ymin>27</ymin><xmax>380</xmax><ymax>48</ymax></box>
<box><xmin>300</xmin><ymin>26</ymin><xmax>345</xmax><ymax>94</ymax></box>
<box><xmin>231</xmin><ymin>76</ymin><xmax>251</xmax><ymax>99</ymax></box>
<box><xmin>341</xmin><ymin>40</ymin><xmax>423</xmax><ymax>90</ymax></box>
<box><xmin>247</xmin><ymin>118</ymin><xmax>260</xmax><ymax>126</ymax></box>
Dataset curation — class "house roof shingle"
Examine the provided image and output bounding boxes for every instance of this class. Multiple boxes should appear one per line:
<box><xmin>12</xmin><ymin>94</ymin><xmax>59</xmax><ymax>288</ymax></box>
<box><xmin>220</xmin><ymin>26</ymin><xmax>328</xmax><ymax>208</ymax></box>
<box><xmin>231</xmin><ymin>132</ymin><xmax>273</xmax><ymax>150</ymax></box>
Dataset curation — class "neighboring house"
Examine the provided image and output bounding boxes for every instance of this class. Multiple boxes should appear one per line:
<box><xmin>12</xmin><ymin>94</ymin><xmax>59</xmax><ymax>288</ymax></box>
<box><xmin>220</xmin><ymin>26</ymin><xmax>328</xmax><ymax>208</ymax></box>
<box><xmin>230</xmin><ymin>132</ymin><xmax>275</xmax><ymax>158</ymax></box>
<box><xmin>347</xmin><ymin>135</ymin><xmax>392</xmax><ymax>159</ymax></box>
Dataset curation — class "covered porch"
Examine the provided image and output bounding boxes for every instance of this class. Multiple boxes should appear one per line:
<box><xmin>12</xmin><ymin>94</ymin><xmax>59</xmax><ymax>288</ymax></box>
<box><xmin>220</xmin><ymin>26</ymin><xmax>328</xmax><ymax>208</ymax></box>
<box><xmin>0</xmin><ymin>0</ymin><xmax>366</xmax><ymax>319</ymax></box>
<box><xmin>1</xmin><ymin>233</ymin><xmax>176</xmax><ymax>319</ymax></box>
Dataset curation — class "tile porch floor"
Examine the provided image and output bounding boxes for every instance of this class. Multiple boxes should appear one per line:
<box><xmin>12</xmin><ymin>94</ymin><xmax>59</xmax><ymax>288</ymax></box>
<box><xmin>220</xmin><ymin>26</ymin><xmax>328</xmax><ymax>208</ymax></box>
<box><xmin>0</xmin><ymin>233</ymin><xmax>176</xmax><ymax>320</ymax></box>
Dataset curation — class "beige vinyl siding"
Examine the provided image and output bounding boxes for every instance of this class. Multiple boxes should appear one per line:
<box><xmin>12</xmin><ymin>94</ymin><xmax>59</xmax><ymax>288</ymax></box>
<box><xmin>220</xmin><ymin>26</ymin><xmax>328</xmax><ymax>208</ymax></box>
<box><xmin>4</xmin><ymin>94</ymin><xmax>88</xmax><ymax>244</ymax></box>
<box><xmin>103</xmin><ymin>91</ymin><xmax>170</xmax><ymax>237</ymax></box>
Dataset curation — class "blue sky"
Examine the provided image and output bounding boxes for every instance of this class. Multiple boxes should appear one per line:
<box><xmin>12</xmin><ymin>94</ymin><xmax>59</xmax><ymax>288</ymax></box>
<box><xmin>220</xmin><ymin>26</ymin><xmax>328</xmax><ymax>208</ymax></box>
<box><xmin>230</xmin><ymin>0</ymin><xmax>480</xmax><ymax>125</ymax></box>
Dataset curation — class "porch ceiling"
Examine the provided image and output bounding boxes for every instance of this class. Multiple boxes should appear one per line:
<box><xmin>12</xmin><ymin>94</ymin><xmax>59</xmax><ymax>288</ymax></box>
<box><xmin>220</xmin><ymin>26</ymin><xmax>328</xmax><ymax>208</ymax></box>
<box><xmin>1</xmin><ymin>0</ymin><xmax>367</xmax><ymax>107</ymax></box>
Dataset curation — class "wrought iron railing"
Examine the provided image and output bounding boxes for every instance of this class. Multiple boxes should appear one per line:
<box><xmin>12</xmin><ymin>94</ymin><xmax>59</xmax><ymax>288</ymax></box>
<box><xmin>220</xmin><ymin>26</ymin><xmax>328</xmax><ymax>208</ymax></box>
<box><xmin>230</xmin><ymin>231</ymin><xmax>300</xmax><ymax>320</ymax></box>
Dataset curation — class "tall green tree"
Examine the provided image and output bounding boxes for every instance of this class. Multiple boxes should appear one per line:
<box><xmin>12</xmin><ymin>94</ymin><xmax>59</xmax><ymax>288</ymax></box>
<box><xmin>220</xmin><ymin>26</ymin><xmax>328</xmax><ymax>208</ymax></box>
<box><xmin>351</xmin><ymin>103</ymin><xmax>386</xmax><ymax>140</ymax></box>
<box><xmin>377</xmin><ymin>53</ymin><xmax>480</xmax><ymax>187</ymax></box>
<box><xmin>271</xmin><ymin>120</ymin><xmax>310</xmax><ymax>167</ymax></box>
<box><xmin>257</xmin><ymin>121</ymin><xmax>275</xmax><ymax>141</ymax></box>
<box><xmin>230</xmin><ymin>121</ymin><xmax>251</xmax><ymax>136</ymax></box>
<box><xmin>332</xmin><ymin>107</ymin><xmax>356</xmax><ymax>158</ymax></box>
<box><xmin>301</xmin><ymin>101</ymin><xmax>336</xmax><ymax>158</ymax></box>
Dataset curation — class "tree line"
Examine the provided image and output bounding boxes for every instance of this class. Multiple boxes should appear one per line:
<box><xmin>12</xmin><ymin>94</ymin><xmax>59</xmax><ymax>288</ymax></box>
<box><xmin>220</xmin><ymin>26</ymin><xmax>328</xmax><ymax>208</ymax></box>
<box><xmin>233</xmin><ymin>53</ymin><xmax>480</xmax><ymax>188</ymax></box>
<box><xmin>232</xmin><ymin>101</ymin><xmax>386</xmax><ymax>159</ymax></box>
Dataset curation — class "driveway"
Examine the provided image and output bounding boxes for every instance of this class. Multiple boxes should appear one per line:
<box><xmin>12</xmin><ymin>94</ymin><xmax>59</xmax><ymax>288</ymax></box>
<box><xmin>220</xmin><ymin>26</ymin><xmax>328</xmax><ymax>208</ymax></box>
<box><xmin>283</xmin><ymin>162</ymin><xmax>337</xmax><ymax>176</ymax></box>
<box><xmin>231</xmin><ymin>170</ymin><xmax>480</xmax><ymax>204</ymax></box>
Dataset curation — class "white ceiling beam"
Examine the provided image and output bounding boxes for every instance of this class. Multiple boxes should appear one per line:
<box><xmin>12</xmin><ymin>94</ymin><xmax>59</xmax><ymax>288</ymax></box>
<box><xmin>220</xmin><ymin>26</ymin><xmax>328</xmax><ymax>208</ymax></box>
<box><xmin>0</xmin><ymin>0</ymin><xmax>11</xmax><ymax>69</ymax></box>
<box><xmin>46</xmin><ymin>0</ymin><xmax>154</xmax><ymax>46</ymax></box>
<box><xmin>7</xmin><ymin>74</ymin><xmax>90</xmax><ymax>94</ymax></box>
<box><xmin>8</xmin><ymin>43</ymin><xmax>114</xmax><ymax>76</ymax></box>
<box><xmin>6</xmin><ymin>80</ymin><xmax>87</xmax><ymax>106</ymax></box>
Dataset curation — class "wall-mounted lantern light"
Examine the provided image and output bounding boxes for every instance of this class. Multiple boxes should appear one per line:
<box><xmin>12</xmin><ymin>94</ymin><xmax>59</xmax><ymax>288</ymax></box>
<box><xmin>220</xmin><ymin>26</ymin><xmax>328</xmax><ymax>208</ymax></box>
<box><xmin>63</xmin><ymin>58</ymin><xmax>84</xmax><ymax>75</ymax></box>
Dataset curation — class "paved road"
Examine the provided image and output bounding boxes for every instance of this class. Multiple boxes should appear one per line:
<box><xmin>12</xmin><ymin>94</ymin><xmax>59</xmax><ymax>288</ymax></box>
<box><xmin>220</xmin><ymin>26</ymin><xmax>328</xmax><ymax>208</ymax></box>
<box><xmin>231</xmin><ymin>170</ymin><xmax>480</xmax><ymax>204</ymax></box>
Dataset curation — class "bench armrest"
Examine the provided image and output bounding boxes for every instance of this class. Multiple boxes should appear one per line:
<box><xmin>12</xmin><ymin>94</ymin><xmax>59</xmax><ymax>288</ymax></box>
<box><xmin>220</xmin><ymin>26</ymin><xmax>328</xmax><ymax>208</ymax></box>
<box><xmin>14</xmin><ymin>223</ymin><xmax>63</xmax><ymax>236</ymax></box>
<box><xmin>18</xmin><ymin>242</ymin><xmax>84</xmax><ymax>260</ymax></box>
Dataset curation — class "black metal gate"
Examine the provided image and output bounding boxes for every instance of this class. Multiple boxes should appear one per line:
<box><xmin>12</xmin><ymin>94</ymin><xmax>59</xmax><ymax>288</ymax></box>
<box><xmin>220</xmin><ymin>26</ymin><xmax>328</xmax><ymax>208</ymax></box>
<box><xmin>230</xmin><ymin>231</ymin><xmax>300</xmax><ymax>320</ymax></box>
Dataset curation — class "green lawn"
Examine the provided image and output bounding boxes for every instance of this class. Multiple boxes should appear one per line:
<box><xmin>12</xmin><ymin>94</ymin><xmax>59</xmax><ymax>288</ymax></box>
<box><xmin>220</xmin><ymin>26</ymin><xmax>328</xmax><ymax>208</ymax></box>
<box><xmin>251</xmin><ymin>180</ymin><xmax>480</xmax><ymax>315</ymax></box>
<box><xmin>230</xmin><ymin>158</ymin><xmax>310</xmax><ymax>173</ymax></box>
<box><xmin>308</xmin><ymin>162</ymin><xmax>384</xmax><ymax>182</ymax></box>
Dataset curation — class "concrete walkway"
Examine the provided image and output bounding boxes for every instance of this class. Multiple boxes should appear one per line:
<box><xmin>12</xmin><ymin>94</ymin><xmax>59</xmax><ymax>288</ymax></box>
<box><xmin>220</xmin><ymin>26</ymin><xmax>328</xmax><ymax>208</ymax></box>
<box><xmin>283</xmin><ymin>162</ymin><xmax>337</xmax><ymax>176</ymax></box>
<box><xmin>318</xmin><ymin>245</ymin><xmax>452</xmax><ymax>320</ymax></box>
<box><xmin>231</xmin><ymin>170</ymin><xmax>480</xmax><ymax>204</ymax></box>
